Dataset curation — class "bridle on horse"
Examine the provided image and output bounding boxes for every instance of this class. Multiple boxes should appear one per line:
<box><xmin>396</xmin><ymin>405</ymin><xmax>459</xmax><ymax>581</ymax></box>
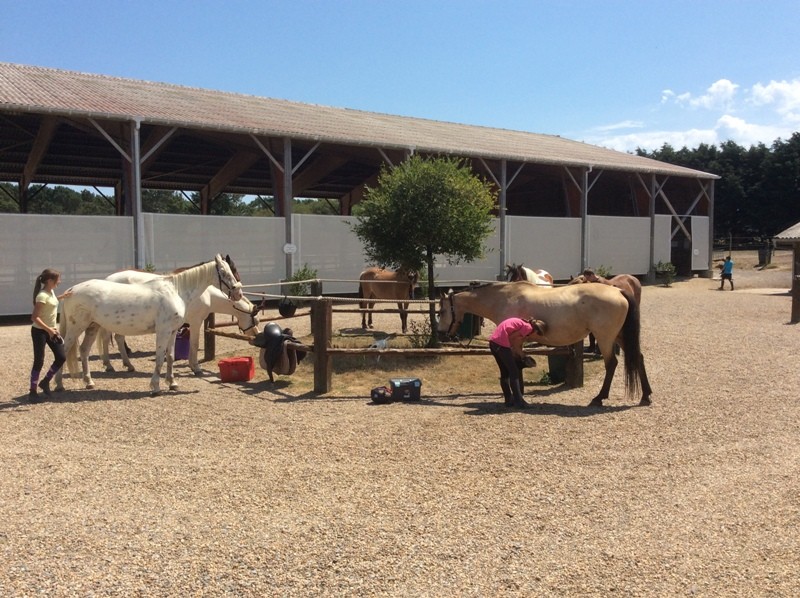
<box><xmin>216</xmin><ymin>261</ymin><xmax>242</xmax><ymax>299</ymax></box>
<box><xmin>443</xmin><ymin>290</ymin><xmax>462</xmax><ymax>337</ymax></box>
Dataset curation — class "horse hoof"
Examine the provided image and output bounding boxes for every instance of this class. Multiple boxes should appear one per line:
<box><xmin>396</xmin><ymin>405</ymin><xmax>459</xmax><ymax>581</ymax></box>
<box><xmin>169</xmin><ymin>384</ymin><xmax>179</xmax><ymax>391</ymax></box>
<box><xmin>639</xmin><ymin>396</ymin><xmax>652</xmax><ymax>406</ymax></box>
<box><xmin>126</xmin><ymin>366</ymin><xmax>136</xmax><ymax>372</ymax></box>
<box><xmin>55</xmin><ymin>385</ymin><xmax>65</xmax><ymax>392</ymax></box>
<box><xmin>104</xmin><ymin>365</ymin><xmax>115</xmax><ymax>373</ymax></box>
<box><xmin>86</xmin><ymin>383</ymin><xmax>95</xmax><ymax>390</ymax></box>
<box><xmin>150</xmin><ymin>390</ymin><xmax>162</xmax><ymax>397</ymax></box>
<box><xmin>588</xmin><ymin>397</ymin><xmax>604</xmax><ymax>407</ymax></box>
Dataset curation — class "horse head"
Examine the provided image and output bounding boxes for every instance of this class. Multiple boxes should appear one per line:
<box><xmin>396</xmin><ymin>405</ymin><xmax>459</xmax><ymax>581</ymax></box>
<box><xmin>505</xmin><ymin>263</ymin><xmax>526</xmax><ymax>282</ymax></box>
<box><xmin>215</xmin><ymin>254</ymin><xmax>243</xmax><ymax>301</ymax></box>
<box><xmin>436</xmin><ymin>289</ymin><xmax>460</xmax><ymax>341</ymax></box>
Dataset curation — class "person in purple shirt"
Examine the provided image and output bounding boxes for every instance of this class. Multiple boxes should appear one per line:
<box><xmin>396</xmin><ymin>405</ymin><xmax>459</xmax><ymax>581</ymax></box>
<box><xmin>489</xmin><ymin>317</ymin><xmax>546</xmax><ymax>409</ymax></box>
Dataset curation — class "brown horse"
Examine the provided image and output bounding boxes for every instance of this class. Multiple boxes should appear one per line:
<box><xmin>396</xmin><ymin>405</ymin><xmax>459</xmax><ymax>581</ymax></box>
<box><xmin>569</xmin><ymin>269</ymin><xmax>642</xmax><ymax>305</ymax></box>
<box><xmin>504</xmin><ymin>263</ymin><xmax>554</xmax><ymax>286</ymax></box>
<box><xmin>437</xmin><ymin>281</ymin><xmax>651</xmax><ymax>406</ymax></box>
<box><xmin>358</xmin><ymin>267</ymin><xmax>418</xmax><ymax>333</ymax></box>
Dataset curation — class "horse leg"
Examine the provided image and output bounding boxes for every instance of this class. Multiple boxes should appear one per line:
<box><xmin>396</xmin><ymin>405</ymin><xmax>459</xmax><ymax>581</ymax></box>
<box><xmin>188</xmin><ymin>328</ymin><xmax>203</xmax><ymax>376</ymax></box>
<box><xmin>117</xmin><ymin>334</ymin><xmax>135</xmax><ymax>372</ymax></box>
<box><xmin>165</xmin><ymin>340</ymin><xmax>177</xmax><ymax>391</ymax></box>
<box><xmin>149</xmin><ymin>333</ymin><xmax>170</xmax><ymax>396</ymax></box>
<box><xmin>367</xmin><ymin>301</ymin><xmax>374</xmax><ymax>329</ymax></box>
<box><xmin>79</xmin><ymin>327</ymin><xmax>98</xmax><ymax>389</ymax></box>
<box><xmin>96</xmin><ymin>327</ymin><xmax>114</xmax><ymax>372</ymax></box>
<box><xmin>589</xmin><ymin>341</ymin><xmax>618</xmax><ymax>407</ymax></box>
<box><xmin>638</xmin><ymin>353</ymin><xmax>652</xmax><ymax>406</ymax></box>
<box><xmin>399</xmin><ymin>302</ymin><xmax>409</xmax><ymax>333</ymax></box>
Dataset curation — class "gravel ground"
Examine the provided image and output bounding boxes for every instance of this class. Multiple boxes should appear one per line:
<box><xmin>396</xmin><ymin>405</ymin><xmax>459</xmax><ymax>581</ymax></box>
<box><xmin>1</xmin><ymin>253</ymin><xmax>798</xmax><ymax>596</ymax></box>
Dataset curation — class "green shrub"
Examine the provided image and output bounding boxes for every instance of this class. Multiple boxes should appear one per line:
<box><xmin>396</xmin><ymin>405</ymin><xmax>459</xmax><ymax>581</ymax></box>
<box><xmin>655</xmin><ymin>261</ymin><xmax>676</xmax><ymax>287</ymax></box>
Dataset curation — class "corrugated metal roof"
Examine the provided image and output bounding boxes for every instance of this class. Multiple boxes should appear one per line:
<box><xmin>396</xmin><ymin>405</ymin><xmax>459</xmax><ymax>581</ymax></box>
<box><xmin>0</xmin><ymin>62</ymin><xmax>717</xmax><ymax>180</ymax></box>
<box><xmin>775</xmin><ymin>221</ymin><xmax>800</xmax><ymax>242</ymax></box>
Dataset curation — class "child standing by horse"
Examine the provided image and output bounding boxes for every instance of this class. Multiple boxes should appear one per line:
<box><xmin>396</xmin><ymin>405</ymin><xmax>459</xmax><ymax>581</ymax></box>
<box><xmin>489</xmin><ymin>317</ymin><xmax>546</xmax><ymax>409</ymax></box>
<box><xmin>29</xmin><ymin>268</ymin><xmax>71</xmax><ymax>402</ymax></box>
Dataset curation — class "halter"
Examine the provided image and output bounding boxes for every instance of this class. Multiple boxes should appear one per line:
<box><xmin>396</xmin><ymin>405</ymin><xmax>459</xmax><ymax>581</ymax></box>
<box><xmin>230</xmin><ymin>300</ymin><xmax>260</xmax><ymax>333</ymax></box>
<box><xmin>443</xmin><ymin>291</ymin><xmax>462</xmax><ymax>337</ymax></box>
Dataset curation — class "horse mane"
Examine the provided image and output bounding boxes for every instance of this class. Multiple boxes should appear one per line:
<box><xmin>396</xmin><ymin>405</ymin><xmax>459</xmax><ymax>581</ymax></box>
<box><xmin>168</xmin><ymin>260</ymin><xmax>215</xmax><ymax>296</ymax></box>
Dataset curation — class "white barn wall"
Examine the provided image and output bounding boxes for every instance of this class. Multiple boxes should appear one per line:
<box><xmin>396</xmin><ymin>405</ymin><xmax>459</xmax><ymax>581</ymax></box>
<box><xmin>506</xmin><ymin>216</ymin><xmax>582</xmax><ymax>280</ymax></box>
<box><xmin>586</xmin><ymin>216</ymin><xmax>651</xmax><ymax>275</ymax></box>
<box><xmin>0</xmin><ymin>214</ymin><xmax>133</xmax><ymax>316</ymax></box>
<box><xmin>142</xmin><ymin>213</ymin><xmax>285</xmax><ymax>286</ymax></box>
<box><xmin>0</xmin><ymin>212</ymin><xmax>710</xmax><ymax>316</ymax></box>
<box><xmin>692</xmin><ymin>216</ymin><xmax>710</xmax><ymax>270</ymax></box>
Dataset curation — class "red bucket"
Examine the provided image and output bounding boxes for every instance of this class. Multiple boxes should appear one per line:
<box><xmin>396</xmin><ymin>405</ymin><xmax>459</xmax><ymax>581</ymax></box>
<box><xmin>218</xmin><ymin>357</ymin><xmax>255</xmax><ymax>382</ymax></box>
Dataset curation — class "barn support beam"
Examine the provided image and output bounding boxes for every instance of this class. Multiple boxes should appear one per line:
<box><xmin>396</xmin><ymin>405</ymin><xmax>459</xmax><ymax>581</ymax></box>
<box><xmin>283</xmin><ymin>137</ymin><xmax>294</xmax><ymax>279</ymax></box>
<box><xmin>20</xmin><ymin>116</ymin><xmax>58</xmax><ymax>211</ymax></box>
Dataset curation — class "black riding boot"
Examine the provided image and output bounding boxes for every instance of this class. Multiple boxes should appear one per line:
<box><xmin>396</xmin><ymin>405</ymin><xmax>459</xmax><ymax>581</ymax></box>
<box><xmin>499</xmin><ymin>378</ymin><xmax>513</xmax><ymax>405</ymax></box>
<box><xmin>509</xmin><ymin>378</ymin><xmax>530</xmax><ymax>409</ymax></box>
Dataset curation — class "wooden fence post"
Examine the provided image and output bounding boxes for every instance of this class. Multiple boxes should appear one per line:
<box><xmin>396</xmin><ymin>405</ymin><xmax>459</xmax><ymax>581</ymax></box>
<box><xmin>312</xmin><ymin>298</ymin><xmax>332</xmax><ymax>393</ymax></box>
<box><xmin>565</xmin><ymin>341</ymin><xmax>584</xmax><ymax>388</ymax></box>
<box><xmin>203</xmin><ymin>313</ymin><xmax>215</xmax><ymax>362</ymax></box>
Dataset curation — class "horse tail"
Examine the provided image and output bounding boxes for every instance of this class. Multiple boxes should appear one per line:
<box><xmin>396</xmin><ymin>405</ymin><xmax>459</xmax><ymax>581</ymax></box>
<box><xmin>60</xmin><ymin>305</ymin><xmax>79</xmax><ymax>379</ymax></box>
<box><xmin>621</xmin><ymin>290</ymin><xmax>642</xmax><ymax>398</ymax></box>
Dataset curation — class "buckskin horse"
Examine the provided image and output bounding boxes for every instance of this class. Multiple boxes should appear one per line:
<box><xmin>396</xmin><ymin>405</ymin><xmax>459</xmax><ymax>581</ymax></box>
<box><xmin>358</xmin><ymin>267</ymin><xmax>418</xmax><ymax>333</ymax></box>
<box><xmin>55</xmin><ymin>255</ymin><xmax>242</xmax><ymax>395</ymax></box>
<box><xmin>569</xmin><ymin>270</ymin><xmax>642</xmax><ymax>354</ymax></box>
<box><xmin>437</xmin><ymin>281</ymin><xmax>651</xmax><ymax>406</ymax></box>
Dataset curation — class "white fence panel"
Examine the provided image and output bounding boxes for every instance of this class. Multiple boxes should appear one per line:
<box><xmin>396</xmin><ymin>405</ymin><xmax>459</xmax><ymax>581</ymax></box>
<box><xmin>0</xmin><ymin>214</ymin><xmax>133</xmax><ymax>316</ymax></box>
<box><xmin>434</xmin><ymin>219</ymin><xmax>501</xmax><ymax>284</ymax></box>
<box><xmin>143</xmin><ymin>213</ymin><xmax>285</xmax><ymax>291</ymax></box>
<box><xmin>506</xmin><ymin>216</ymin><xmax>582</xmax><ymax>280</ymax></box>
<box><xmin>587</xmin><ymin>216</ymin><xmax>651</xmax><ymax>275</ymax></box>
<box><xmin>293</xmin><ymin>215</ymin><xmax>370</xmax><ymax>295</ymax></box>
<box><xmin>692</xmin><ymin>216</ymin><xmax>710</xmax><ymax>270</ymax></box>
<box><xmin>654</xmin><ymin>215</ymin><xmax>673</xmax><ymax>266</ymax></box>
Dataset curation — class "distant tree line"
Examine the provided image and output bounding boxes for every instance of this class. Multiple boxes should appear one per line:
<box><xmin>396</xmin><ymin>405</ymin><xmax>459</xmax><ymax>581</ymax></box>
<box><xmin>636</xmin><ymin>132</ymin><xmax>800</xmax><ymax>241</ymax></box>
<box><xmin>0</xmin><ymin>187</ymin><xmax>338</xmax><ymax>216</ymax></box>
<box><xmin>3</xmin><ymin>132</ymin><xmax>799</xmax><ymax>240</ymax></box>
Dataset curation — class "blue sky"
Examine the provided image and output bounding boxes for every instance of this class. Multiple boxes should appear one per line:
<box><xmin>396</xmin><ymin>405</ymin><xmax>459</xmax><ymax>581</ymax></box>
<box><xmin>3</xmin><ymin>0</ymin><xmax>798</xmax><ymax>152</ymax></box>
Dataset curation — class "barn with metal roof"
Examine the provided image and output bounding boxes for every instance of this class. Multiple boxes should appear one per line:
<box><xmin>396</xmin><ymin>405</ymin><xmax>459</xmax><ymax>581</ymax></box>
<box><xmin>0</xmin><ymin>61</ymin><xmax>717</xmax><ymax>274</ymax></box>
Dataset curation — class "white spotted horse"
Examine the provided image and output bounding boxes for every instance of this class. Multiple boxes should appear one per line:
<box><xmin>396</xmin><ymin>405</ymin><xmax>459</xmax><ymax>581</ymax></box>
<box><xmin>56</xmin><ymin>255</ymin><xmax>242</xmax><ymax>395</ymax></box>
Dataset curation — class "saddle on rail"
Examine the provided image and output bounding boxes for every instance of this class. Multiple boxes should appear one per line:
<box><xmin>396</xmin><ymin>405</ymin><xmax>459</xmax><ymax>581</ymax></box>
<box><xmin>251</xmin><ymin>322</ymin><xmax>307</xmax><ymax>382</ymax></box>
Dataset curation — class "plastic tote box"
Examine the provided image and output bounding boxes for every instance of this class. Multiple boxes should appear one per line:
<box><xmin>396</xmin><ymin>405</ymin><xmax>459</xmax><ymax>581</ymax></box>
<box><xmin>218</xmin><ymin>356</ymin><xmax>255</xmax><ymax>382</ymax></box>
<box><xmin>174</xmin><ymin>333</ymin><xmax>190</xmax><ymax>360</ymax></box>
<box><xmin>389</xmin><ymin>377</ymin><xmax>422</xmax><ymax>401</ymax></box>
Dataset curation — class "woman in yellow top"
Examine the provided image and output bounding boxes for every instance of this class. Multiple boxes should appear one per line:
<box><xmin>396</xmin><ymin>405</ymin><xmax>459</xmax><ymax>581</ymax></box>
<box><xmin>29</xmin><ymin>268</ymin><xmax>71</xmax><ymax>402</ymax></box>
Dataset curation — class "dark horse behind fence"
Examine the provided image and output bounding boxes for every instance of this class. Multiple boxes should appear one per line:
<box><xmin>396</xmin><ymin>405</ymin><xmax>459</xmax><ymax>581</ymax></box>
<box><xmin>358</xmin><ymin>267</ymin><xmax>418</xmax><ymax>333</ymax></box>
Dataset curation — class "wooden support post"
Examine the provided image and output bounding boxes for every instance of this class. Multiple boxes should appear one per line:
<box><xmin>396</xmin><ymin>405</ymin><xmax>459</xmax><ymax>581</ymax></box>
<box><xmin>565</xmin><ymin>341</ymin><xmax>584</xmax><ymax>388</ymax></box>
<box><xmin>312</xmin><ymin>298</ymin><xmax>332</xmax><ymax>393</ymax></box>
<box><xmin>204</xmin><ymin>313</ymin><xmax>215</xmax><ymax>362</ymax></box>
<box><xmin>791</xmin><ymin>274</ymin><xmax>800</xmax><ymax>324</ymax></box>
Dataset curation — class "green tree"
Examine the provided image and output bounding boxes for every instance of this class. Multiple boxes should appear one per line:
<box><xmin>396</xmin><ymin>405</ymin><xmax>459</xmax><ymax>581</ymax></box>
<box><xmin>351</xmin><ymin>155</ymin><xmax>496</xmax><ymax>344</ymax></box>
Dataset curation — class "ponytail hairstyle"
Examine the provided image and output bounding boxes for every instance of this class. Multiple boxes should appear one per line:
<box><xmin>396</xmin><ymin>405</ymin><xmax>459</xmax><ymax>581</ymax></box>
<box><xmin>32</xmin><ymin>268</ymin><xmax>60</xmax><ymax>304</ymax></box>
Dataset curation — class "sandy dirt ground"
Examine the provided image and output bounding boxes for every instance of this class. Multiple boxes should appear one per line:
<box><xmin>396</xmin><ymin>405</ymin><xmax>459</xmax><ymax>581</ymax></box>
<box><xmin>1</xmin><ymin>250</ymin><xmax>798</xmax><ymax>596</ymax></box>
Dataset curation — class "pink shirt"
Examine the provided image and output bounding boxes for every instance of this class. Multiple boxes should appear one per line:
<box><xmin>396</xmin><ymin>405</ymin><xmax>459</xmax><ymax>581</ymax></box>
<box><xmin>489</xmin><ymin>318</ymin><xmax>533</xmax><ymax>348</ymax></box>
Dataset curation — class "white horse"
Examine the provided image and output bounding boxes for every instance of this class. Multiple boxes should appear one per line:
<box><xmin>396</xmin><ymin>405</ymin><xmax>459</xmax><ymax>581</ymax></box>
<box><xmin>56</xmin><ymin>255</ymin><xmax>242</xmax><ymax>395</ymax></box>
<box><xmin>505</xmin><ymin>263</ymin><xmax>554</xmax><ymax>286</ymax></box>
<box><xmin>97</xmin><ymin>277</ymin><xmax>261</xmax><ymax>375</ymax></box>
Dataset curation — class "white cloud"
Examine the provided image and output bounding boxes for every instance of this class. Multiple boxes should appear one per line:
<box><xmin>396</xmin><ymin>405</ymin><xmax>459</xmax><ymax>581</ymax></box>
<box><xmin>591</xmin><ymin>120</ymin><xmax>644</xmax><ymax>132</ymax></box>
<box><xmin>748</xmin><ymin>79</ymin><xmax>800</xmax><ymax>123</ymax></box>
<box><xmin>714</xmin><ymin>114</ymin><xmax>789</xmax><ymax>146</ymax></box>
<box><xmin>588</xmin><ymin>77</ymin><xmax>800</xmax><ymax>152</ymax></box>
<box><xmin>670</xmin><ymin>79</ymin><xmax>739</xmax><ymax>110</ymax></box>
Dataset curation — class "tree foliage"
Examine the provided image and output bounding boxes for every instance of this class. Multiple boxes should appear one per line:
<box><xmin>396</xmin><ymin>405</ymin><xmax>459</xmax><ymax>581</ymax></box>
<box><xmin>637</xmin><ymin>132</ymin><xmax>800</xmax><ymax>239</ymax></box>
<box><xmin>351</xmin><ymin>155</ymin><xmax>496</xmax><ymax>344</ymax></box>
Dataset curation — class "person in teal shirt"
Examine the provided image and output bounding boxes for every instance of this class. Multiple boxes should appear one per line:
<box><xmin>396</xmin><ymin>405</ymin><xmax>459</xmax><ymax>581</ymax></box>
<box><xmin>719</xmin><ymin>256</ymin><xmax>734</xmax><ymax>291</ymax></box>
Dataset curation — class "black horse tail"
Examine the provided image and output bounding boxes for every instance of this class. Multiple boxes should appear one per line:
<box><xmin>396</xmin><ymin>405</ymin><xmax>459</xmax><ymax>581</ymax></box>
<box><xmin>621</xmin><ymin>291</ymin><xmax>642</xmax><ymax>399</ymax></box>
